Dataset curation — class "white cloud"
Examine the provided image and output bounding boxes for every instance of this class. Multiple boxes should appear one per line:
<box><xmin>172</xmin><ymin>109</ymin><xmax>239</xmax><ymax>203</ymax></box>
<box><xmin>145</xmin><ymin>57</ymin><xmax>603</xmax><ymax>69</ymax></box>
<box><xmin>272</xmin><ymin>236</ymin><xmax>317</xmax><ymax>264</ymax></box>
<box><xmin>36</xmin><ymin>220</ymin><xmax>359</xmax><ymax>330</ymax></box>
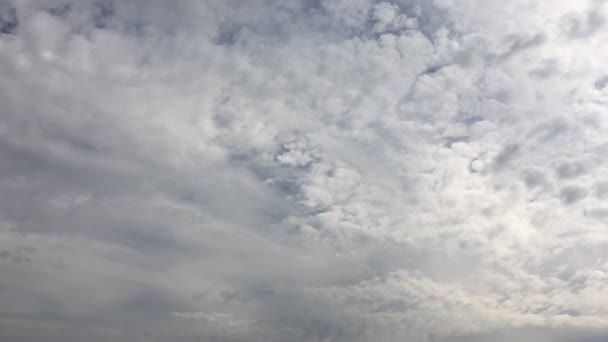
<box><xmin>2</xmin><ymin>0</ymin><xmax>608</xmax><ymax>341</ymax></box>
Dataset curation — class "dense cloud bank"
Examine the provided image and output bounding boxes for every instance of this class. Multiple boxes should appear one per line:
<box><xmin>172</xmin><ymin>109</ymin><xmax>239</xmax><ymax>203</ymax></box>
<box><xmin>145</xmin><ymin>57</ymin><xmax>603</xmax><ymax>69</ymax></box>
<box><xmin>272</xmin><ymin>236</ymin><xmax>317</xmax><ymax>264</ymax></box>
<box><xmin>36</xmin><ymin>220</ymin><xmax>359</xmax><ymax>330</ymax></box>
<box><xmin>2</xmin><ymin>0</ymin><xmax>608</xmax><ymax>341</ymax></box>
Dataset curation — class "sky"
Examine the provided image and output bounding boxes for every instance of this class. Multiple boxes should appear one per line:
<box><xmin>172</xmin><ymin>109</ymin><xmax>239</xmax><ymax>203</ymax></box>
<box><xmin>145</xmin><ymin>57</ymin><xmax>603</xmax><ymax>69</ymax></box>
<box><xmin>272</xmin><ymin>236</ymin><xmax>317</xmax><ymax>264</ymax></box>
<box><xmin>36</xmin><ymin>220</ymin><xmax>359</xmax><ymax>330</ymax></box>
<box><xmin>1</xmin><ymin>0</ymin><xmax>608</xmax><ymax>341</ymax></box>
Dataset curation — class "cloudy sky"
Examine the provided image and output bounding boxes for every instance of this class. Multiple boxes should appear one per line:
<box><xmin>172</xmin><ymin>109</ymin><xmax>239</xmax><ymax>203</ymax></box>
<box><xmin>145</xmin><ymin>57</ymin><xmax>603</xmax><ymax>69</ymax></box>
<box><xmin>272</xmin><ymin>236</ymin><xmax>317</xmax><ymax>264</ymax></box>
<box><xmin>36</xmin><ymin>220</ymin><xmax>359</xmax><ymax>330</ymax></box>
<box><xmin>2</xmin><ymin>0</ymin><xmax>608</xmax><ymax>341</ymax></box>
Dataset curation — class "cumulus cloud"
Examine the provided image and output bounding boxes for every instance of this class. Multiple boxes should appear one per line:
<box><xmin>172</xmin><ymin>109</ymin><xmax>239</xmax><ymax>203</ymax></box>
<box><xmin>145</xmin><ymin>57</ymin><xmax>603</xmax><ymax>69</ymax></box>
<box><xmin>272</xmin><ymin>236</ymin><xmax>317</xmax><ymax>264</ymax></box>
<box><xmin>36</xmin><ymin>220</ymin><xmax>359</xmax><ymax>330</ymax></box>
<box><xmin>2</xmin><ymin>0</ymin><xmax>608</xmax><ymax>341</ymax></box>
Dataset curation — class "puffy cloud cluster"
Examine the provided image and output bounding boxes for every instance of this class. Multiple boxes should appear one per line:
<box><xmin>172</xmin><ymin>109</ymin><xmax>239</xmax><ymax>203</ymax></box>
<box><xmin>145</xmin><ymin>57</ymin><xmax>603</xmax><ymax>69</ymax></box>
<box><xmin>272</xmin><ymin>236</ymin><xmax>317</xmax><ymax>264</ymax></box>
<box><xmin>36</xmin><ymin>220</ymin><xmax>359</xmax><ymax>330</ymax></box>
<box><xmin>2</xmin><ymin>0</ymin><xmax>608</xmax><ymax>341</ymax></box>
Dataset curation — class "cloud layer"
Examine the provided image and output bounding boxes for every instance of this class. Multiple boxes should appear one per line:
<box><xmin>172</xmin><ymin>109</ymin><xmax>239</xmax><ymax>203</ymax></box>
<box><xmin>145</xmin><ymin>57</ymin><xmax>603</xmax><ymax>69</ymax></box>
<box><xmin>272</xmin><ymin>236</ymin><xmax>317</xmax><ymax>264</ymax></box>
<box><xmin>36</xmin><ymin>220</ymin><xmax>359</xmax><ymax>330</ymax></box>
<box><xmin>2</xmin><ymin>0</ymin><xmax>608</xmax><ymax>341</ymax></box>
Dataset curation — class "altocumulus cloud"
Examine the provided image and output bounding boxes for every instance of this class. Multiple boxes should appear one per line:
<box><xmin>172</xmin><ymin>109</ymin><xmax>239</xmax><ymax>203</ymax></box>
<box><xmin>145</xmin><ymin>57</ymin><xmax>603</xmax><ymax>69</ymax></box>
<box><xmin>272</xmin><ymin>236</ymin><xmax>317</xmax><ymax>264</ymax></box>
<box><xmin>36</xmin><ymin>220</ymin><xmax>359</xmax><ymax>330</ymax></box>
<box><xmin>1</xmin><ymin>0</ymin><xmax>608</xmax><ymax>341</ymax></box>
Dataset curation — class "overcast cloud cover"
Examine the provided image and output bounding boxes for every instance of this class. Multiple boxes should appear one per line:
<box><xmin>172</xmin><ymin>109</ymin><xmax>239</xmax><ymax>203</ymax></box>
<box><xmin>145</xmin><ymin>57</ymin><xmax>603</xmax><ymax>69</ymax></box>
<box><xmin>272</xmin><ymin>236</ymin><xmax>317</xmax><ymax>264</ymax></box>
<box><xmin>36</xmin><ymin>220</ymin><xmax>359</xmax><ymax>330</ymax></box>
<box><xmin>2</xmin><ymin>0</ymin><xmax>608</xmax><ymax>341</ymax></box>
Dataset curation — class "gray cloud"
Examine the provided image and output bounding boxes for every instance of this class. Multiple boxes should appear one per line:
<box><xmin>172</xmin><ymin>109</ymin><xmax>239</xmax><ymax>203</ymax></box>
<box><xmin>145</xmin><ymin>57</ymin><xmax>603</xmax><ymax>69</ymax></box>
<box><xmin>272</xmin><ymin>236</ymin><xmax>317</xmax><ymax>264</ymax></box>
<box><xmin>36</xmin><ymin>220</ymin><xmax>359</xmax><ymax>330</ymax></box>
<box><xmin>556</xmin><ymin>160</ymin><xmax>590</xmax><ymax>179</ymax></box>
<box><xmin>561</xmin><ymin>2</ymin><xmax>606</xmax><ymax>39</ymax></box>
<box><xmin>560</xmin><ymin>185</ymin><xmax>589</xmax><ymax>205</ymax></box>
